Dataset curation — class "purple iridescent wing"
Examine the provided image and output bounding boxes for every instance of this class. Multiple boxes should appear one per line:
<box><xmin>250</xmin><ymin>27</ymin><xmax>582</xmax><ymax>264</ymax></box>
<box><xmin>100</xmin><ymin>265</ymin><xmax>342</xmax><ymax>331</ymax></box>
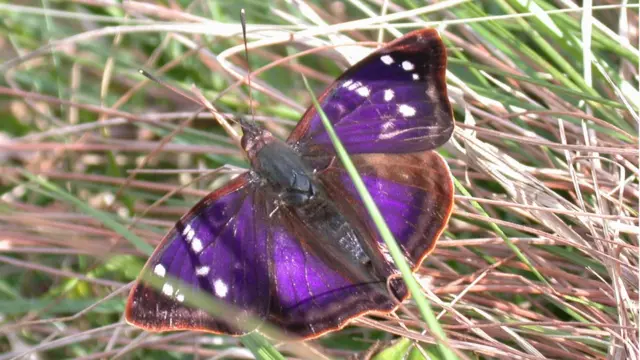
<box><xmin>318</xmin><ymin>151</ymin><xmax>454</xmax><ymax>270</ymax></box>
<box><xmin>125</xmin><ymin>174</ymin><xmax>272</xmax><ymax>334</ymax></box>
<box><xmin>264</xmin><ymin>212</ymin><xmax>405</xmax><ymax>339</ymax></box>
<box><xmin>288</xmin><ymin>29</ymin><xmax>453</xmax><ymax>156</ymax></box>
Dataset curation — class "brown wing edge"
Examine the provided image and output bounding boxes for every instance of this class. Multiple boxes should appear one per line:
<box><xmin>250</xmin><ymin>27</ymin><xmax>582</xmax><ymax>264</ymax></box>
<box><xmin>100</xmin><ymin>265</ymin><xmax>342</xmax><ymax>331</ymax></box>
<box><xmin>404</xmin><ymin>151</ymin><xmax>454</xmax><ymax>273</ymax></box>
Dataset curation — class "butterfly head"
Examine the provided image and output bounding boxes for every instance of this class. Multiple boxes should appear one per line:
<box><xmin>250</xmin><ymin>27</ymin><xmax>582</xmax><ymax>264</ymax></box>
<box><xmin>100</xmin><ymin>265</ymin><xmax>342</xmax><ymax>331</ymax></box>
<box><xmin>239</xmin><ymin>119</ymin><xmax>275</xmax><ymax>161</ymax></box>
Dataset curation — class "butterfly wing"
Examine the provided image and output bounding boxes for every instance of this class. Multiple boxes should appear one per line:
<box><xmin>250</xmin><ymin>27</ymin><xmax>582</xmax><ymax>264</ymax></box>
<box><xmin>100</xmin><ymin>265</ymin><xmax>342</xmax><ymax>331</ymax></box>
<box><xmin>318</xmin><ymin>151</ymin><xmax>454</xmax><ymax>269</ymax></box>
<box><xmin>264</xmin><ymin>209</ymin><xmax>403</xmax><ymax>339</ymax></box>
<box><xmin>125</xmin><ymin>173</ymin><xmax>272</xmax><ymax>335</ymax></box>
<box><xmin>288</xmin><ymin>28</ymin><xmax>453</xmax><ymax>157</ymax></box>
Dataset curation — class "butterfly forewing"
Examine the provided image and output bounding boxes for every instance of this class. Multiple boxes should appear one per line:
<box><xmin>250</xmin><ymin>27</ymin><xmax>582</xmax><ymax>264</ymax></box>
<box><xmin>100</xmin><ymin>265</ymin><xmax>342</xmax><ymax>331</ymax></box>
<box><xmin>289</xmin><ymin>29</ymin><xmax>452</xmax><ymax>156</ymax></box>
<box><xmin>125</xmin><ymin>174</ymin><xmax>272</xmax><ymax>335</ymax></box>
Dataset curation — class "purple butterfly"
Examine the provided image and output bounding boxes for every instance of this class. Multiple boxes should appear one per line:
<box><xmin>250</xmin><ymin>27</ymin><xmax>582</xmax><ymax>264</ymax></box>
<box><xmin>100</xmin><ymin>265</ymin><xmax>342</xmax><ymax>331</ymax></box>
<box><xmin>125</xmin><ymin>28</ymin><xmax>454</xmax><ymax>339</ymax></box>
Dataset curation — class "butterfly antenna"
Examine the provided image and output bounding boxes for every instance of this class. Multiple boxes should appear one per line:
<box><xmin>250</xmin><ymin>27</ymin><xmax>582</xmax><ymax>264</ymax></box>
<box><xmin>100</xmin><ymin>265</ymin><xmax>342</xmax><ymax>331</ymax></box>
<box><xmin>139</xmin><ymin>69</ymin><xmax>241</xmax><ymax>142</ymax></box>
<box><xmin>240</xmin><ymin>9</ymin><xmax>256</xmax><ymax>131</ymax></box>
<box><xmin>139</xmin><ymin>69</ymin><xmax>200</xmax><ymax>104</ymax></box>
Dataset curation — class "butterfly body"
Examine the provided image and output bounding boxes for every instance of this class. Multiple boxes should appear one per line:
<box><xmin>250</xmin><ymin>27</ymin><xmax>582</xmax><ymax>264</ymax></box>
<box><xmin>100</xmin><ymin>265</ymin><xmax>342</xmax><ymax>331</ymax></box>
<box><xmin>242</xmin><ymin>124</ymin><xmax>318</xmax><ymax>206</ymax></box>
<box><xmin>242</xmin><ymin>123</ymin><xmax>389</xmax><ymax>288</ymax></box>
<box><xmin>126</xmin><ymin>28</ymin><xmax>455</xmax><ymax>339</ymax></box>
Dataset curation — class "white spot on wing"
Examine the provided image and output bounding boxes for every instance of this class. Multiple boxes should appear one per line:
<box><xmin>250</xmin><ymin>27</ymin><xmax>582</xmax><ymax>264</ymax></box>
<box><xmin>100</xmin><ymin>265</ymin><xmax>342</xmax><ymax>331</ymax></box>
<box><xmin>196</xmin><ymin>266</ymin><xmax>210</xmax><ymax>276</ymax></box>
<box><xmin>153</xmin><ymin>264</ymin><xmax>166</xmax><ymax>278</ymax></box>
<box><xmin>176</xmin><ymin>294</ymin><xmax>185</xmax><ymax>302</ymax></box>
<box><xmin>402</xmin><ymin>61</ymin><xmax>415</xmax><ymax>71</ymax></box>
<box><xmin>162</xmin><ymin>283</ymin><xmax>174</xmax><ymax>296</ymax></box>
<box><xmin>182</xmin><ymin>224</ymin><xmax>195</xmax><ymax>243</ymax></box>
<box><xmin>191</xmin><ymin>238</ymin><xmax>203</xmax><ymax>253</ymax></box>
<box><xmin>412</xmin><ymin>73</ymin><xmax>420</xmax><ymax>80</ymax></box>
<box><xmin>356</xmin><ymin>86</ymin><xmax>370</xmax><ymax>97</ymax></box>
<box><xmin>347</xmin><ymin>81</ymin><xmax>361</xmax><ymax>91</ymax></box>
<box><xmin>426</xmin><ymin>81</ymin><xmax>438</xmax><ymax>99</ymax></box>
<box><xmin>214</xmin><ymin>279</ymin><xmax>229</xmax><ymax>298</ymax></box>
<box><xmin>380</xmin><ymin>55</ymin><xmax>394</xmax><ymax>65</ymax></box>
<box><xmin>384</xmin><ymin>89</ymin><xmax>394</xmax><ymax>102</ymax></box>
<box><xmin>342</xmin><ymin>79</ymin><xmax>353</xmax><ymax>88</ymax></box>
<box><xmin>398</xmin><ymin>104</ymin><xmax>416</xmax><ymax>117</ymax></box>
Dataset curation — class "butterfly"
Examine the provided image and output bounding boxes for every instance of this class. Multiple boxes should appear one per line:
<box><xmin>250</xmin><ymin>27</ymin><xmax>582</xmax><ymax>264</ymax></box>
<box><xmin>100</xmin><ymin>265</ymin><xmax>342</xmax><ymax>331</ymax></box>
<box><xmin>125</xmin><ymin>28</ymin><xmax>455</xmax><ymax>340</ymax></box>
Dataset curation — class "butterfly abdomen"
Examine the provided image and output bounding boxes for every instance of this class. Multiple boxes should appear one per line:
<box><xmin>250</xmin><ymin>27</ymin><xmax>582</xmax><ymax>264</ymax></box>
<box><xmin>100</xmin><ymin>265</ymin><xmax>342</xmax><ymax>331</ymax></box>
<box><xmin>294</xmin><ymin>198</ymin><xmax>370</xmax><ymax>265</ymax></box>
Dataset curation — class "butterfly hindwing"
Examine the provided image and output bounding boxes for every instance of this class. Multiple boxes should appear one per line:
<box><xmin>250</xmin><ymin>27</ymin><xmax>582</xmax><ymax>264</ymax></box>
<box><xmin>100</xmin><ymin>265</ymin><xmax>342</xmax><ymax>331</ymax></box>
<box><xmin>288</xmin><ymin>29</ymin><xmax>453</xmax><ymax>157</ymax></box>
<box><xmin>265</xmin><ymin>212</ymin><xmax>400</xmax><ymax>338</ymax></box>
<box><xmin>125</xmin><ymin>174</ymin><xmax>272</xmax><ymax>335</ymax></box>
<box><xmin>318</xmin><ymin>151</ymin><xmax>454</xmax><ymax>269</ymax></box>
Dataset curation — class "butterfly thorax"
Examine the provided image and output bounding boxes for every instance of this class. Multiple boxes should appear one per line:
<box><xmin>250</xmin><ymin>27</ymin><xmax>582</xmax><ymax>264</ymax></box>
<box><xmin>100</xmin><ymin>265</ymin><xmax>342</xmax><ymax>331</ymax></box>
<box><xmin>242</xmin><ymin>127</ymin><xmax>318</xmax><ymax>205</ymax></box>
